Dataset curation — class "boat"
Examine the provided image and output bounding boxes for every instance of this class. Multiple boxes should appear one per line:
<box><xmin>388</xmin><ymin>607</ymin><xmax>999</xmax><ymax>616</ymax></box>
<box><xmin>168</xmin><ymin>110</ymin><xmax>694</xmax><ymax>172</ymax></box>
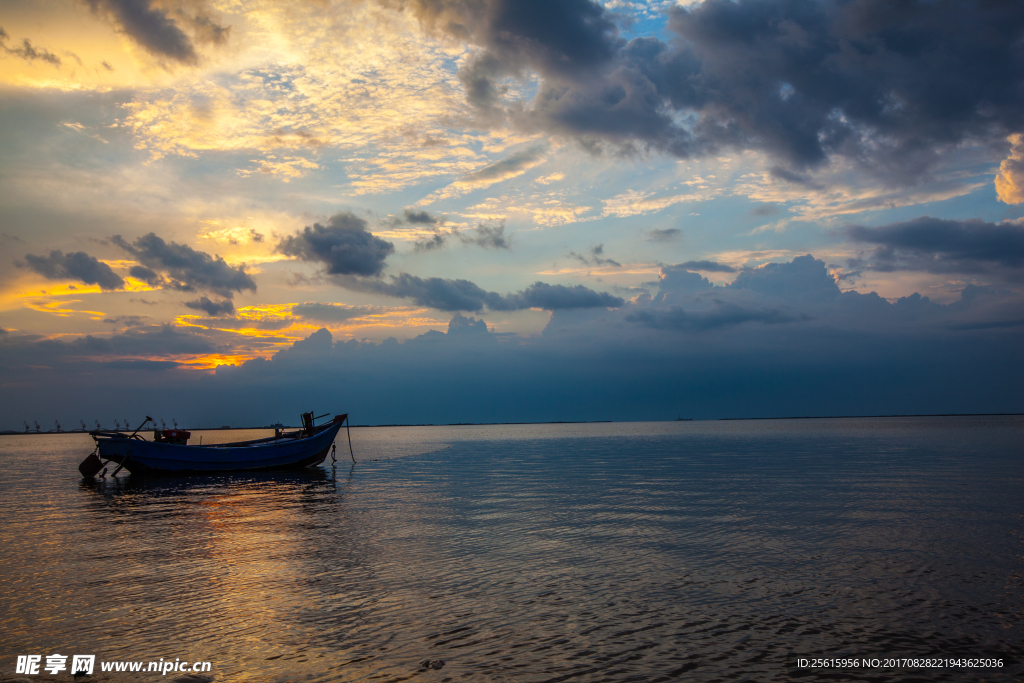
<box><xmin>78</xmin><ymin>412</ymin><xmax>352</xmax><ymax>477</ymax></box>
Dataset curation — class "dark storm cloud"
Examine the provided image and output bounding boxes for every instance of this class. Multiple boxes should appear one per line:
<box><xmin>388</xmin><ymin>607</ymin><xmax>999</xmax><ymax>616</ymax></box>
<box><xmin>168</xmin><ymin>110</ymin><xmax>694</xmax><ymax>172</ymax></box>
<box><xmin>677</xmin><ymin>260</ymin><xmax>735</xmax><ymax>273</ymax></box>
<box><xmin>18</xmin><ymin>250</ymin><xmax>125</xmax><ymax>290</ymax></box>
<box><xmin>400</xmin><ymin>0</ymin><xmax>1024</xmax><ymax>178</ymax></box>
<box><xmin>128</xmin><ymin>264</ymin><xmax>161</xmax><ymax>286</ymax></box>
<box><xmin>292</xmin><ymin>302</ymin><xmax>382</xmax><ymax>322</ymax></box>
<box><xmin>184</xmin><ymin>296</ymin><xmax>235</xmax><ymax>317</ymax></box>
<box><xmin>847</xmin><ymin>216</ymin><xmax>1024</xmax><ymax>275</ymax></box>
<box><xmin>84</xmin><ymin>0</ymin><xmax>196</xmax><ymax>63</ymax></box>
<box><xmin>627</xmin><ymin>302</ymin><xmax>806</xmax><ymax>332</ymax></box>
<box><xmin>459</xmin><ymin>223</ymin><xmax>510</xmax><ymax>249</ymax></box>
<box><xmin>83</xmin><ymin>0</ymin><xmax>228</xmax><ymax>64</ymax></box>
<box><xmin>113</xmin><ymin>233</ymin><xmax>256</xmax><ymax>297</ymax></box>
<box><xmin>406</xmin><ymin>0</ymin><xmax>618</xmax><ymax>108</ymax></box>
<box><xmin>277</xmin><ymin>212</ymin><xmax>395</xmax><ymax>277</ymax></box>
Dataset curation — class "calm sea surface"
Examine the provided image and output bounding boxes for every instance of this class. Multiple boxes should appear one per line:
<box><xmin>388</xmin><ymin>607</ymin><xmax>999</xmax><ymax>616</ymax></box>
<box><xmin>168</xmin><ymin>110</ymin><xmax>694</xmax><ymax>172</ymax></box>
<box><xmin>0</xmin><ymin>417</ymin><xmax>1021</xmax><ymax>682</ymax></box>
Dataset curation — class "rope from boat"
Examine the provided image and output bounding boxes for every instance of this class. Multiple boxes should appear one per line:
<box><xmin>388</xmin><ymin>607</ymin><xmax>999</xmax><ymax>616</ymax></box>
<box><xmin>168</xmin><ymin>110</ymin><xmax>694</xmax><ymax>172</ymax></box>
<box><xmin>346</xmin><ymin>415</ymin><xmax>356</xmax><ymax>464</ymax></box>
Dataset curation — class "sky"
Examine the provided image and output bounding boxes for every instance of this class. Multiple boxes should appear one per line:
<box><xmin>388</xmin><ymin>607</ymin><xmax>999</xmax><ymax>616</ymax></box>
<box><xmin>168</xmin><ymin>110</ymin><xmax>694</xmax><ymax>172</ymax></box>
<box><xmin>1</xmin><ymin>0</ymin><xmax>1023</xmax><ymax>428</ymax></box>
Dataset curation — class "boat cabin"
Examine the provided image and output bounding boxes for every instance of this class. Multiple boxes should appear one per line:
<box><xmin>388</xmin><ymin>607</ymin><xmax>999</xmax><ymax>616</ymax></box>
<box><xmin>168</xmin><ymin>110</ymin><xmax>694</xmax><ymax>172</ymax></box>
<box><xmin>154</xmin><ymin>428</ymin><xmax>191</xmax><ymax>445</ymax></box>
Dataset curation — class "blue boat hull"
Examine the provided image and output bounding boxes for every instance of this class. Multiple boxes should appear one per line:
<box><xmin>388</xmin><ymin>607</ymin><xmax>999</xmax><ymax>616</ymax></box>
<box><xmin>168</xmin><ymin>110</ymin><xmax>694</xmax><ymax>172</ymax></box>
<box><xmin>95</xmin><ymin>420</ymin><xmax>345</xmax><ymax>475</ymax></box>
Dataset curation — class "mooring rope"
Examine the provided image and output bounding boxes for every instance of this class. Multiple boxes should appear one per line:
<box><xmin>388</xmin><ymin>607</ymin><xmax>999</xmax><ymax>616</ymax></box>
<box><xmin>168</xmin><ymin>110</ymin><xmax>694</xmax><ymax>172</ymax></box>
<box><xmin>346</xmin><ymin>415</ymin><xmax>356</xmax><ymax>463</ymax></box>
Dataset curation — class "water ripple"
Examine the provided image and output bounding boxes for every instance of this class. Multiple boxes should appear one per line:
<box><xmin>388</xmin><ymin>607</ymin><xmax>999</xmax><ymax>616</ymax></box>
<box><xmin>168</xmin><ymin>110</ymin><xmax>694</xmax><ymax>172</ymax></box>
<box><xmin>0</xmin><ymin>418</ymin><xmax>1021</xmax><ymax>681</ymax></box>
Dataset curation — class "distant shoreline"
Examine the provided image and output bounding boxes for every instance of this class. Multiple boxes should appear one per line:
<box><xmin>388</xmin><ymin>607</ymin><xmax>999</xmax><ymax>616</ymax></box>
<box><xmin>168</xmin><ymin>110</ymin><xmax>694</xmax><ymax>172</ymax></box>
<box><xmin>2</xmin><ymin>413</ymin><xmax>1021</xmax><ymax>435</ymax></box>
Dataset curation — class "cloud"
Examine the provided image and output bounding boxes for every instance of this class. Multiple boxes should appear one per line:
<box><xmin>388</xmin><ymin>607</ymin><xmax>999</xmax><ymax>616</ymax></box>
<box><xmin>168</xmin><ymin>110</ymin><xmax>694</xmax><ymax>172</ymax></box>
<box><xmin>351</xmin><ymin>273</ymin><xmax>624</xmax><ymax>312</ymax></box>
<box><xmin>728</xmin><ymin>255</ymin><xmax>841</xmax><ymax>303</ymax></box>
<box><xmin>129</xmin><ymin>265</ymin><xmax>161</xmax><ymax>286</ymax></box>
<box><xmin>4</xmin><ymin>256</ymin><xmax>1024</xmax><ymax>425</ymax></box>
<box><xmin>18</xmin><ymin>250</ymin><xmax>125</xmax><ymax>290</ymax></box>
<box><xmin>277</xmin><ymin>212</ymin><xmax>395</xmax><ymax>277</ymax></box>
<box><xmin>360</xmin><ymin>273</ymin><xmax>497</xmax><ymax>312</ymax></box>
<box><xmin>751</xmin><ymin>204</ymin><xmax>781</xmax><ymax>217</ymax></box>
<box><xmin>102</xmin><ymin>359</ymin><xmax>181</xmax><ymax>371</ymax></box>
<box><xmin>411</xmin><ymin>223</ymin><xmax>509</xmax><ymax>252</ymax></box>
<box><xmin>995</xmin><ymin>134</ymin><xmax>1024</xmax><ymax>204</ymax></box>
<box><xmin>676</xmin><ymin>260</ymin><xmax>735</xmax><ymax>273</ymax></box>
<box><xmin>847</xmin><ymin>216</ymin><xmax>1024</xmax><ymax>276</ymax></box>
<box><xmin>447</xmin><ymin>313</ymin><xmax>488</xmax><ymax>335</ymax></box>
<box><xmin>113</xmin><ymin>233</ymin><xmax>257</xmax><ymax>297</ymax></box>
<box><xmin>184</xmin><ymin>296</ymin><xmax>235</xmax><ymax>317</ymax></box>
<box><xmin>433</xmin><ymin>145</ymin><xmax>547</xmax><ymax>198</ymax></box>
<box><xmin>399</xmin><ymin>0</ymin><xmax>1024</xmax><ymax>179</ymax></box>
<box><xmin>1</xmin><ymin>32</ymin><xmax>62</xmax><ymax>66</ymax></box>
<box><xmin>83</xmin><ymin>0</ymin><xmax>229</xmax><ymax>65</ymax></box>
<box><xmin>646</xmin><ymin>228</ymin><xmax>681</xmax><ymax>242</ymax></box>
<box><xmin>654</xmin><ymin>264</ymin><xmax>713</xmax><ymax>300</ymax></box>
<box><xmin>413</xmin><ymin>233</ymin><xmax>448</xmax><ymax>251</ymax></box>
<box><xmin>568</xmin><ymin>244</ymin><xmax>620</xmax><ymax>267</ymax></box>
<box><xmin>103</xmin><ymin>315</ymin><xmax>148</xmax><ymax>327</ymax></box>
<box><xmin>292</xmin><ymin>302</ymin><xmax>383</xmax><ymax>322</ymax></box>
<box><xmin>493</xmin><ymin>281</ymin><xmax>625</xmax><ymax>310</ymax></box>
<box><xmin>41</xmin><ymin>323</ymin><xmax>216</xmax><ymax>358</ymax></box>
<box><xmin>403</xmin><ymin>209</ymin><xmax>438</xmax><ymax>225</ymax></box>
<box><xmin>627</xmin><ymin>302</ymin><xmax>806</xmax><ymax>331</ymax></box>
<box><xmin>459</xmin><ymin>222</ymin><xmax>510</xmax><ymax>249</ymax></box>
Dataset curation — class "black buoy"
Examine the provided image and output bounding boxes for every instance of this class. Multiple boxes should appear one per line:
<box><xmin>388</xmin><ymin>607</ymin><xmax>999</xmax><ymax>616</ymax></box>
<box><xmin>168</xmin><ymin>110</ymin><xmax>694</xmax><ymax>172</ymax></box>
<box><xmin>78</xmin><ymin>452</ymin><xmax>104</xmax><ymax>478</ymax></box>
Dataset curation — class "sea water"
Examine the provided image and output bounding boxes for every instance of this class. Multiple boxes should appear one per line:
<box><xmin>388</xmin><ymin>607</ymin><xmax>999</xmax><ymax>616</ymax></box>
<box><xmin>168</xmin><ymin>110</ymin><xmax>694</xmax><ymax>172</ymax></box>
<box><xmin>0</xmin><ymin>417</ymin><xmax>1021</xmax><ymax>682</ymax></box>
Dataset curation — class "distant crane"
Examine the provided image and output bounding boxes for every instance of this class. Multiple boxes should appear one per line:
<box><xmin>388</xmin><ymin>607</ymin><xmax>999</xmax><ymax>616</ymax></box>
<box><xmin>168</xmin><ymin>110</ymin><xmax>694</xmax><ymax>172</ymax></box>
<box><xmin>114</xmin><ymin>419</ymin><xmax>121</xmax><ymax>430</ymax></box>
<box><xmin>95</xmin><ymin>420</ymin><xmax>102</xmax><ymax>430</ymax></box>
<box><xmin>161</xmin><ymin>419</ymin><xmax>167</xmax><ymax>429</ymax></box>
<box><xmin>80</xmin><ymin>420</ymin><xmax>87</xmax><ymax>432</ymax></box>
<box><xmin>172</xmin><ymin>418</ymin><xmax>178</xmax><ymax>428</ymax></box>
<box><xmin>34</xmin><ymin>420</ymin><xmax>41</xmax><ymax>433</ymax></box>
<box><xmin>23</xmin><ymin>421</ymin><xmax>30</xmax><ymax>433</ymax></box>
<box><xmin>54</xmin><ymin>420</ymin><xmax>62</xmax><ymax>433</ymax></box>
